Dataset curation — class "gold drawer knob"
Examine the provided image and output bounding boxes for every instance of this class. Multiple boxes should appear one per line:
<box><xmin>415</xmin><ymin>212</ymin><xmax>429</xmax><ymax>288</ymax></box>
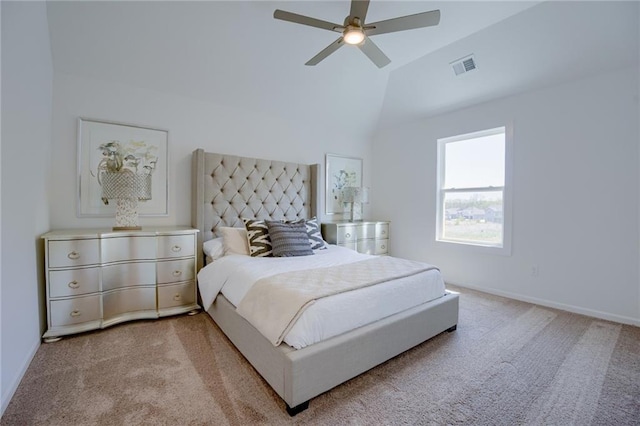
<box><xmin>171</xmin><ymin>245</ymin><xmax>182</xmax><ymax>253</ymax></box>
<box><xmin>68</xmin><ymin>281</ymin><xmax>80</xmax><ymax>289</ymax></box>
<box><xmin>67</xmin><ymin>251</ymin><xmax>80</xmax><ymax>260</ymax></box>
<box><xmin>70</xmin><ymin>310</ymin><xmax>81</xmax><ymax>318</ymax></box>
<box><xmin>172</xmin><ymin>270</ymin><xmax>183</xmax><ymax>277</ymax></box>
<box><xmin>173</xmin><ymin>294</ymin><xmax>181</xmax><ymax>301</ymax></box>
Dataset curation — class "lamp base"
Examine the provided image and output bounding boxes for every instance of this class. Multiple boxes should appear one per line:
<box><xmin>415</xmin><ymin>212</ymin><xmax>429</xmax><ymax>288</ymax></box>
<box><xmin>114</xmin><ymin>198</ymin><xmax>141</xmax><ymax>230</ymax></box>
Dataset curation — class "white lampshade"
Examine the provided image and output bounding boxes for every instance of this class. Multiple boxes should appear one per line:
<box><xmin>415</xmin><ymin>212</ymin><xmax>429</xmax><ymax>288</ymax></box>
<box><xmin>342</xmin><ymin>187</ymin><xmax>370</xmax><ymax>203</ymax></box>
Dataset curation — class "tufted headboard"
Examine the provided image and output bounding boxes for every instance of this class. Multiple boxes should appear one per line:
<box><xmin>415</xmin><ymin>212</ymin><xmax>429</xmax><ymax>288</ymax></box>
<box><xmin>191</xmin><ymin>149</ymin><xmax>320</xmax><ymax>270</ymax></box>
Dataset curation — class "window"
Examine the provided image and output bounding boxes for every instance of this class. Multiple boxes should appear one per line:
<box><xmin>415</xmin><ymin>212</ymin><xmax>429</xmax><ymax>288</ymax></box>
<box><xmin>436</xmin><ymin>126</ymin><xmax>512</xmax><ymax>254</ymax></box>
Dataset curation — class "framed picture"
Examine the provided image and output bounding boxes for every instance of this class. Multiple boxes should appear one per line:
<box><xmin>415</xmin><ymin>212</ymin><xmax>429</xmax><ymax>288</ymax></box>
<box><xmin>77</xmin><ymin>118</ymin><xmax>169</xmax><ymax>217</ymax></box>
<box><xmin>325</xmin><ymin>153</ymin><xmax>362</xmax><ymax>215</ymax></box>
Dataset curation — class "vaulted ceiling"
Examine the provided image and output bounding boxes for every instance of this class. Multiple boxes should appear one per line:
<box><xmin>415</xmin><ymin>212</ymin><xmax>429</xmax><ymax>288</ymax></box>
<box><xmin>46</xmin><ymin>1</ymin><xmax>638</xmax><ymax>140</ymax></box>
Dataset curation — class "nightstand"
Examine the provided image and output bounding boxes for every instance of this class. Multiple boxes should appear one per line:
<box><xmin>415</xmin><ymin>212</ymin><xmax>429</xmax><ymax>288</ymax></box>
<box><xmin>321</xmin><ymin>221</ymin><xmax>389</xmax><ymax>255</ymax></box>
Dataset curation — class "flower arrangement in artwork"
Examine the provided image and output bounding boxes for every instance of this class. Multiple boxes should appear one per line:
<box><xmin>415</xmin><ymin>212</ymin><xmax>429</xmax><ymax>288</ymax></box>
<box><xmin>97</xmin><ymin>140</ymin><xmax>158</xmax><ymax>175</ymax></box>
<box><xmin>96</xmin><ymin>140</ymin><xmax>158</xmax><ymax>205</ymax></box>
<box><xmin>332</xmin><ymin>169</ymin><xmax>357</xmax><ymax>203</ymax></box>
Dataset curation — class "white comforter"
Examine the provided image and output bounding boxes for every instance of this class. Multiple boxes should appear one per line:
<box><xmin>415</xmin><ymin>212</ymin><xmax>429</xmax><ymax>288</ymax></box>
<box><xmin>197</xmin><ymin>245</ymin><xmax>445</xmax><ymax>349</ymax></box>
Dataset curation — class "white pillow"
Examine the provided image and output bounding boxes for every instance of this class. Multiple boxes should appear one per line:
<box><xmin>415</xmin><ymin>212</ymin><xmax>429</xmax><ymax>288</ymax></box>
<box><xmin>220</xmin><ymin>227</ymin><xmax>250</xmax><ymax>255</ymax></box>
<box><xmin>203</xmin><ymin>237</ymin><xmax>224</xmax><ymax>262</ymax></box>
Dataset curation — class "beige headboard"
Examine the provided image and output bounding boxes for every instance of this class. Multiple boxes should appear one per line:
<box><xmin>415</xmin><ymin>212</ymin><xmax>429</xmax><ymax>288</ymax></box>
<box><xmin>191</xmin><ymin>148</ymin><xmax>320</xmax><ymax>270</ymax></box>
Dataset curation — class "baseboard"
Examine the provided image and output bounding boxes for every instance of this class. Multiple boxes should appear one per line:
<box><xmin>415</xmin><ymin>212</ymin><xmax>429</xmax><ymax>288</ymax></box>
<box><xmin>1</xmin><ymin>337</ymin><xmax>40</xmax><ymax>416</ymax></box>
<box><xmin>450</xmin><ymin>282</ymin><xmax>640</xmax><ymax>327</ymax></box>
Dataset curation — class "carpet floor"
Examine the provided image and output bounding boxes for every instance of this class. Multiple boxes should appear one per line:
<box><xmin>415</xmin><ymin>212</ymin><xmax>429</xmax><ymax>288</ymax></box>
<box><xmin>2</xmin><ymin>286</ymin><xmax>639</xmax><ymax>425</ymax></box>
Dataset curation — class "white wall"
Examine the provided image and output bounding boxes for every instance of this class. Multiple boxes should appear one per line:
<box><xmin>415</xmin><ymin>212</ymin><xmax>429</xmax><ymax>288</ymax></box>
<box><xmin>1</xmin><ymin>1</ymin><xmax>53</xmax><ymax>415</ymax></box>
<box><xmin>372</xmin><ymin>66</ymin><xmax>640</xmax><ymax>325</ymax></box>
<box><xmin>50</xmin><ymin>72</ymin><xmax>373</xmax><ymax>229</ymax></box>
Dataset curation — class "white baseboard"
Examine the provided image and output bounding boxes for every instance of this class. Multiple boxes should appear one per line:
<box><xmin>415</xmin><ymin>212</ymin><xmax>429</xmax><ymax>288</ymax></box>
<box><xmin>450</xmin><ymin>282</ymin><xmax>640</xmax><ymax>327</ymax></box>
<box><xmin>1</xmin><ymin>337</ymin><xmax>40</xmax><ymax>416</ymax></box>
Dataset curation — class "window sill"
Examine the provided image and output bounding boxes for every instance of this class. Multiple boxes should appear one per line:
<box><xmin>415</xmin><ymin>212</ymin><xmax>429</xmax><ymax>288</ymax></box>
<box><xmin>435</xmin><ymin>238</ymin><xmax>512</xmax><ymax>256</ymax></box>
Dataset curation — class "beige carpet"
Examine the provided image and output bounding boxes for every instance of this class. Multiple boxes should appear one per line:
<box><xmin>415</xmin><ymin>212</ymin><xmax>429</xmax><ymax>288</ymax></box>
<box><xmin>2</xmin><ymin>286</ymin><xmax>639</xmax><ymax>425</ymax></box>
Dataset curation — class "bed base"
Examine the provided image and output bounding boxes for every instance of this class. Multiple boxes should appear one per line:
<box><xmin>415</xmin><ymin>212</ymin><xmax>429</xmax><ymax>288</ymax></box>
<box><xmin>206</xmin><ymin>291</ymin><xmax>459</xmax><ymax>415</ymax></box>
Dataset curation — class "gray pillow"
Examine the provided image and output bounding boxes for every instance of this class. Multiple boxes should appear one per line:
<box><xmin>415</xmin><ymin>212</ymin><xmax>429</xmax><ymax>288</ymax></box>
<box><xmin>266</xmin><ymin>221</ymin><xmax>314</xmax><ymax>257</ymax></box>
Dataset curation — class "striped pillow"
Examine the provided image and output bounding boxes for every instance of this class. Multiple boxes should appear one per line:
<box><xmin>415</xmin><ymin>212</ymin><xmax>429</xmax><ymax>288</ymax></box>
<box><xmin>242</xmin><ymin>218</ymin><xmax>273</xmax><ymax>257</ymax></box>
<box><xmin>266</xmin><ymin>221</ymin><xmax>314</xmax><ymax>257</ymax></box>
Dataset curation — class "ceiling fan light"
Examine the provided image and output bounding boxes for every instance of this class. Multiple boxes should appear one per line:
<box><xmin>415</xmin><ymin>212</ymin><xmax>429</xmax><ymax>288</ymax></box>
<box><xmin>343</xmin><ymin>27</ymin><xmax>365</xmax><ymax>45</ymax></box>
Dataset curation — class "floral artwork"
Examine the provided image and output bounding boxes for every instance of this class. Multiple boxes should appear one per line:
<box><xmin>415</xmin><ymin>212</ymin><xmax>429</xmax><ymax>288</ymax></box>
<box><xmin>325</xmin><ymin>154</ymin><xmax>362</xmax><ymax>215</ymax></box>
<box><xmin>95</xmin><ymin>140</ymin><xmax>159</xmax><ymax>206</ymax></box>
<box><xmin>77</xmin><ymin>118</ymin><xmax>168</xmax><ymax>217</ymax></box>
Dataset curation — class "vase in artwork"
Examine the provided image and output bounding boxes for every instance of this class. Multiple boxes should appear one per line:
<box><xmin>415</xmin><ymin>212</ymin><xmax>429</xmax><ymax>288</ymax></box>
<box><xmin>101</xmin><ymin>171</ymin><xmax>152</xmax><ymax>230</ymax></box>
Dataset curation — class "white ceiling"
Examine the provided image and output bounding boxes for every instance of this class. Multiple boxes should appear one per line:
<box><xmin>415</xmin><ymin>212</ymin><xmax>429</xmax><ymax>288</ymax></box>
<box><xmin>46</xmin><ymin>1</ymin><xmax>637</xmax><ymax>139</ymax></box>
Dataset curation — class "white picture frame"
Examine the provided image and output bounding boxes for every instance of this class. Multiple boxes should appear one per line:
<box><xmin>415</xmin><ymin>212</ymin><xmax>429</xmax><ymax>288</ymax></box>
<box><xmin>325</xmin><ymin>153</ymin><xmax>363</xmax><ymax>215</ymax></box>
<box><xmin>77</xmin><ymin>118</ymin><xmax>169</xmax><ymax>217</ymax></box>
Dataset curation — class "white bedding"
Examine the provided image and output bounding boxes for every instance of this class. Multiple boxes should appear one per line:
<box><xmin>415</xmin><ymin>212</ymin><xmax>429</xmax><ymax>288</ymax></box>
<box><xmin>197</xmin><ymin>245</ymin><xmax>445</xmax><ymax>349</ymax></box>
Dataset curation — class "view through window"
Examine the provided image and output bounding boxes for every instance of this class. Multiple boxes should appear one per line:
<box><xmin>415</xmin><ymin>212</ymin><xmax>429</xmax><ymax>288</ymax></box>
<box><xmin>437</xmin><ymin>127</ymin><xmax>506</xmax><ymax>248</ymax></box>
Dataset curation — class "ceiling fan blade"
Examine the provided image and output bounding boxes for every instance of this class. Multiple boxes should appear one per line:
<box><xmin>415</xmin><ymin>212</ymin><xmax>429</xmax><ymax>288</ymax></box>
<box><xmin>358</xmin><ymin>36</ymin><xmax>391</xmax><ymax>68</ymax></box>
<box><xmin>365</xmin><ymin>10</ymin><xmax>440</xmax><ymax>36</ymax></box>
<box><xmin>274</xmin><ymin>9</ymin><xmax>343</xmax><ymax>33</ymax></box>
<box><xmin>350</xmin><ymin>0</ymin><xmax>370</xmax><ymax>22</ymax></box>
<box><xmin>306</xmin><ymin>37</ymin><xmax>345</xmax><ymax>66</ymax></box>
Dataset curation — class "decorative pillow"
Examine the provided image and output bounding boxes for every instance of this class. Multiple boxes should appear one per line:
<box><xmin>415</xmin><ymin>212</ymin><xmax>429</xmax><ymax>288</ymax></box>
<box><xmin>286</xmin><ymin>217</ymin><xmax>328</xmax><ymax>251</ymax></box>
<box><xmin>305</xmin><ymin>217</ymin><xmax>328</xmax><ymax>250</ymax></box>
<box><xmin>219</xmin><ymin>227</ymin><xmax>250</xmax><ymax>256</ymax></box>
<box><xmin>266</xmin><ymin>221</ymin><xmax>314</xmax><ymax>257</ymax></box>
<box><xmin>242</xmin><ymin>218</ymin><xmax>273</xmax><ymax>257</ymax></box>
<box><xmin>203</xmin><ymin>237</ymin><xmax>225</xmax><ymax>262</ymax></box>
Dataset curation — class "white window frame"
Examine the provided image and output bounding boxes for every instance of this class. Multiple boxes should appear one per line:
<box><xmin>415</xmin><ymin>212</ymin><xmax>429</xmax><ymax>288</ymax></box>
<box><xmin>436</xmin><ymin>125</ymin><xmax>513</xmax><ymax>256</ymax></box>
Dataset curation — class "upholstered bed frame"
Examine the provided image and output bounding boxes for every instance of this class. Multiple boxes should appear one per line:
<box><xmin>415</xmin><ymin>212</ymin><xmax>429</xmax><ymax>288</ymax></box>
<box><xmin>191</xmin><ymin>149</ymin><xmax>459</xmax><ymax>415</ymax></box>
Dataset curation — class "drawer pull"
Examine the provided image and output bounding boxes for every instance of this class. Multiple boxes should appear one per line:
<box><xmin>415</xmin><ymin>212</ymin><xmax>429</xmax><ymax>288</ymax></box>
<box><xmin>173</xmin><ymin>294</ymin><xmax>182</xmax><ymax>301</ymax></box>
<box><xmin>172</xmin><ymin>270</ymin><xmax>183</xmax><ymax>277</ymax></box>
<box><xmin>345</xmin><ymin>233</ymin><xmax>351</xmax><ymax>239</ymax></box>
<box><xmin>67</xmin><ymin>251</ymin><xmax>80</xmax><ymax>260</ymax></box>
<box><xmin>70</xmin><ymin>310</ymin><xmax>81</xmax><ymax>318</ymax></box>
<box><xmin>68</xmin><ymin>281</ymin><xmax>80</xmax><ymax>289</ymax></box>
<box><xmin>381</xmin><ymin>230</ymin><xmax>387</xmax><ymax>235</ymax></box>
<box><xmin>381</xmin><ymin>245</ymin><xmax>386</xmax><ymax>250</ymax></box>
<box><xmin>171</xmin><ymin>245</ymin><xmax>182</xmax><ymax>253</ymax></box>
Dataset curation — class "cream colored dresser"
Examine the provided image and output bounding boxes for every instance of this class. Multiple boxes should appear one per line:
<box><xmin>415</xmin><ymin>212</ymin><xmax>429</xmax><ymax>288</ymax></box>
<box><xmin>321</xmin><ymin>221</ymin><xmax>390</xmax><ymax>255</ymax></box>
<box><xmin>41</xmin><ymin>227</ymin><xmax>199</xmax><ymax>342</ymax></box>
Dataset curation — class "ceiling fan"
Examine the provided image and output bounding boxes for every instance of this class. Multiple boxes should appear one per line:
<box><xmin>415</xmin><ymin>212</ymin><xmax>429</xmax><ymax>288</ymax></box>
<box><xmin>273</xmin><ymin>0</ymin><xmax>440</xmax><ymax>68</ymax></box>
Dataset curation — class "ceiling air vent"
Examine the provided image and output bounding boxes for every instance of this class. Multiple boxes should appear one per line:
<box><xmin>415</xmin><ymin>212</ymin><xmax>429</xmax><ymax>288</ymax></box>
<box><xmin>450</xmin><ymin>55</ymin><xmax>477</xmax><ymax>76</ymax></box>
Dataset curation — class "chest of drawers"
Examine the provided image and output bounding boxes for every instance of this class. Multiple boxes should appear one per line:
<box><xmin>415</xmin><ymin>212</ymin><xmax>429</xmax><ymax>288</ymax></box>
<box><xmin>41</xmin><ymin>227</ymin><xmax>199</xmax><ymax>342</ymax></box>
<box><xmin>321</xmin><ymin>221</ymin><xmax>390</xmax><ymax>255</ymax></box>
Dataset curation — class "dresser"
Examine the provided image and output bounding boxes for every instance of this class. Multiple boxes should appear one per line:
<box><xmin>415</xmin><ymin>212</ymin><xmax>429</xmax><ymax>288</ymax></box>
<box><xmin>41</xmin><ymin>227</ymin><xmax>199</xmax><ymax>342</ymax></box>
<box><xmin>321</xmin><ymin>221</ymin><xmax>390</xmax><ymax>255</ymax></box>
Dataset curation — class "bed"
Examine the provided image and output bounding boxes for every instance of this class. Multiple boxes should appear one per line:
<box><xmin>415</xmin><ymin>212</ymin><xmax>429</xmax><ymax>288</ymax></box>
<box><xmin>191</xmin><ymin>149</ymin><xmax>459</xmax><ymax>415</ymax></box>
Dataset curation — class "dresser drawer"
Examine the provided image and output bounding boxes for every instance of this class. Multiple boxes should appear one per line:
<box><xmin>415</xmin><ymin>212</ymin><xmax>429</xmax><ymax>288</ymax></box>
<box><xmin>157</xmin><ymin>259</ymin><xmax>195</xmax><ymax>284</ymax></box>
<box><xmin>48</xmin><ymin>239</ymin><xmax>100</xmax><ymax>268</ymax></box>
<box><xmin>335</xmin><ymin>225</ymin><xmax>358</xmax><ymax>244</ymax></box>
<box><xmin>358</xmin><ymin>223</ymin><xmax>376</xmax><ymax>240</ymax></box>
<box><xmin>102</xmin><ymin>262</ymin><xmax>156</xmax><ymax>292</ymax></box>
<box><xmin>339</xmin><ymin>241</ymin><xmax>357</xmax><ymax>251</ymax></box>
<box><xmin>157</xmin><ymin>234</ymin><xmax>195</xmax><ymax>259</ymax></box>
<box><xmin>374</xmin><ymin>239</ymin><xmax>389</xmax><ymax>255</ymax></box>
<box><xmin>102</xmin><ymin>236</ymin><xmax>156</xmax><ymax>263</ymax></box>
<box><xmin>375</xmin><ymin>223</ymin><xmax>389</xmax><ymax>239</ymax></box>
<box><xmin>103</xmin><ymin>286</ymin><xmax>157</xmax><ymax>319</ymax></box>
<box><xmin>49</xmin><ymin>267</ymin><xmax>100</xmax><ymax>298</ymax></box>
<box><xmin>49</xmin><ymin>295</ymin><xmax>101</xmax><ymax>327</ymax></box>
<box><xmin>158</xmin><ymin>282</ymin><xmax>196</xmax><ymax>309</ymax></box>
